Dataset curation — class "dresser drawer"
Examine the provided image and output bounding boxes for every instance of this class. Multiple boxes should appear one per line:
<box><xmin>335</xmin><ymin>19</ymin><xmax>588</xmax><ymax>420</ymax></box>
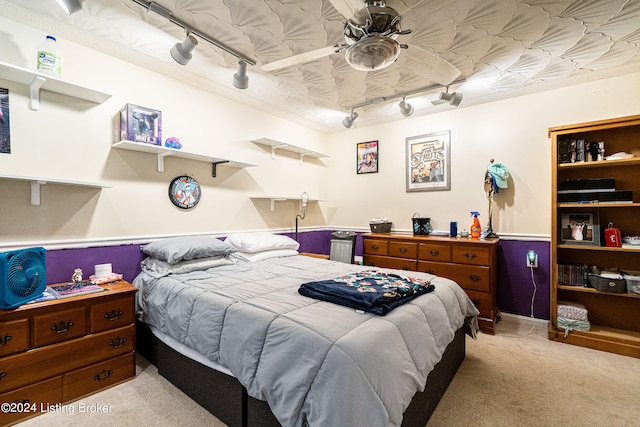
<box><xmin>33</xmin><ymin>307</ymin><xmax>87</xmax><ymax>348</ymax></box>
<box><xmin>363</xmin><ymin>239</ymin><xmax>388</xmax><ymax>256</ymax></box>
<box><xmin>418</xmin><ymin>261</ymin><xmax>491</xmax><ymax>292</ymax></box>
<box><xmin>452</xmin><ymin>245</ymin><xmax>491</xmax><ymax>266</ymax></box>
<box><xmin>0</xmin><ymin>325</ymin><xmax>135</xmax><ymax>393</ymax></box>
<box><xmin>388</xmin><ymin>241</ymin><xmax>417</xmax><ymax>259</ymax></box>
<box><xmin>364</xmin><ymin>255</ymin><xmax>417</xmax><ymax>271</ymax></box>
<box><xmin>0</xmin><ymin>376</ymin><xmax>62</xmax><ymax>425</ymax></box>
<box><xmin>63</xmin><ymin>352</ymin><xmax>135</xmax><ymax>402</ymax></box>
<box><xmin>464</xmin><ymin>289</ymin><xmax>492</xmax><ymax>318</ymax></box>
<box><xmin>418</xmin><ymin>243</ymin><xmax>452</xmax><ymax>262</ymax></box>
<box><xmin>0</xmin><ymin>318</ymin><xmax>29</xmax><ymax>357</ymax></box>
<box><xmin>90</xmin><ymin>296</ymin><xmax>135</xmax><ymax>333</ymax></box>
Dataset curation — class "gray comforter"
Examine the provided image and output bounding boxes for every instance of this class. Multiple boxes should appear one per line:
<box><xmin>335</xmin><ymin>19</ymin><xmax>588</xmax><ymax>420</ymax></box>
<box><xmin>133</xmin><ymin>255</ymin><xmax>479</xmax><ymax>427</ymax></box>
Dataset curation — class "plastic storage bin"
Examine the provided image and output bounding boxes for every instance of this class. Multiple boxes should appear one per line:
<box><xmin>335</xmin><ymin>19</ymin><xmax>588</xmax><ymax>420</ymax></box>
<box><xmin>587</xmin><ymin>273</ymin><xmax>626</xmax><ymax>293</ymax></box>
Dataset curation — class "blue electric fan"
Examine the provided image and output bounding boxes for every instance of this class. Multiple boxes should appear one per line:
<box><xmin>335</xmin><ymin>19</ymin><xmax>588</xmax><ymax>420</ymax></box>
<box><xmin>0</xmin><ymin>247</ymin><xmax>46</xmax><ymax>309</ymax></box>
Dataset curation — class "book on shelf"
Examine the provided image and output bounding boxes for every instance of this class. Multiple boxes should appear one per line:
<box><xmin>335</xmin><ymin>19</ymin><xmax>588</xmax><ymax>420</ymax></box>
<box><xmin>48</xmin><ymin>282</ymin><xmax>105</xmax><ymax>298</ymax></box>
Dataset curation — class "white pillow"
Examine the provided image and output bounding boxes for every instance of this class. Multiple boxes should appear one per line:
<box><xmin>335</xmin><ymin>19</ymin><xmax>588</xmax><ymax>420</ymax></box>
<box><xmin>224</xmin><ymin>233</ymin><xmax>300</xmax><ymax>253</ymax></box>
<box><xmin>141</xmin><ymin>255</ymin><xmax>235</xmax><ymax>278</ymax></box>
<box><xmin>141</xmin><ymin>235</ymin><xmax>236</xmax><ymax>264</ymax></box>
<box><xmin>230</xmin><ymin>249</ymin><xmax>299</xmax><ymax>262</ymax></box>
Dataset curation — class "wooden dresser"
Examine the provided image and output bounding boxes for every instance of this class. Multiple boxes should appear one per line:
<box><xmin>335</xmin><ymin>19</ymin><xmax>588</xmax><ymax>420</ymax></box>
<box><xmin>362</xmin><ymin>233</ymin><xmax>499</xmax><ymax>334</ymax></box>
<box><xmin>0</xmin><ymin>280</ymin><xmax>137</xmax><ymax>425</ymax></box>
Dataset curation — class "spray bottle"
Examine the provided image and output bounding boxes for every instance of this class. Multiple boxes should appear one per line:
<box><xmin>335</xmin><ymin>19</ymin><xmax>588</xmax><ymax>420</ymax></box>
<box><xmin>470</xmin><ymin>211</ymin><xmax>481</xmax><ymax>239</ymax></box>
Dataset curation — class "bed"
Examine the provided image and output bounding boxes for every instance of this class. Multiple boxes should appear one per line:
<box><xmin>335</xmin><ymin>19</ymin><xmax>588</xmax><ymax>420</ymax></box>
<box><xmin>132</xmin><ymin>234</ymin><xmax>479</xmax><ymax>427</ymax></box>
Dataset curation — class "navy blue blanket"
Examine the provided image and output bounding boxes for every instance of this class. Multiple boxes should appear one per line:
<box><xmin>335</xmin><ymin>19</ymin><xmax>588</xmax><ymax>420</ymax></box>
<box><xmin>298</xmin><ymin>270</ymin><xmax>435</xmax><ymax>315</ymax></box>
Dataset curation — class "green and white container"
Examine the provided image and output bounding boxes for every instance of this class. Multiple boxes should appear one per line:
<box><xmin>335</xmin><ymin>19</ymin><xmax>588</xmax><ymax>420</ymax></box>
<box><xmin>37</xmin><ymin>35</ymin><xmax>62</xmax><ymax>76</ymax></box>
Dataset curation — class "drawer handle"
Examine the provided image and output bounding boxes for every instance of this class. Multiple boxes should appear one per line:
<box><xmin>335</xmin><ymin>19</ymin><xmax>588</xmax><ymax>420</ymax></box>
<box><xmin>0</xmin><ymin>334</ymin><xmax>12</xmax><ymax>347</ymax></box>
<box><xmin>470</xmin><ymin>274</ymin><xmax>482</xmax><ymax>282</ymax></box>
<box><xmin>424</xmin><ymin>269</ymin><xmax>436</xmax><ymax>275</ymax></box>
<box><xmin>429</xmin><ymin>250</ymin><xmax>440</xmax><ymax>257</ymax></box>
<box><xmin>110</xmin><ymin>336</ymin><xmax>128</xmax><ymax>349</ymax></box>
<box><xmin>472</xmin><ymin>299</ymin><xmax>481</xmax><ymax>306</ymax></box>
<box><xmin>94</xmin><ymin>369</ymin><xmax>113</xmax><ymax>382</ymax></box>
<box><xmin>0</xmin><ymin>370</ymin><xmax>6</xmax><ymax>380</ymax></box>
<box><xmin>51</xmin><ymin>320</ymin><xmax>73</xmax><ymax>333</ymax></box>
<box><xmin>104</xmin><ymin>309</ymin><xmax>123</xmax><ymax>321</ymax></box>
<box><xmin>371</xmin><ymin>244</ymin><xmax>379</xmax><ymax>250</ymax></box>
<box><xmin>402</xmin><ymin>266</ymin><xmax>410</xmax><ymax>270</ymax></box>
<box><xmin>399</xmin><ymin>247</ymin><xmax>408</xmax><ymax>254</ymax></box>
<box><xmin>465</xmin><ymin>252</ymin><xmax>477</xmax><ymax>260</ymax></box>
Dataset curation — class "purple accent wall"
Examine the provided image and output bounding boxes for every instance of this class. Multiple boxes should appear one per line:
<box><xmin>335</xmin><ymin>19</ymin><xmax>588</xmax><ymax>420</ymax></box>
<box><xmin>46</xmin><ymin>245</ymin><xmax>146</xmax><ymax>284</ymax></box>
<box><xmin>496</xmin><ymin>240</ymin><xmax>550</xmax><ymax>320</ymax></box>
<box><xmin>43</xmin><ymin>232</ymin><xmax>551</xmax><ymax>320</ymax></box>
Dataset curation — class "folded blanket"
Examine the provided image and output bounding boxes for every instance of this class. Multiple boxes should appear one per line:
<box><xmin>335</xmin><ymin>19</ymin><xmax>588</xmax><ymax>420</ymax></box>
<box><xmin>299</xmin><ymin>270</ymin><xmax>435</xmax><ymax>315</ymax></box>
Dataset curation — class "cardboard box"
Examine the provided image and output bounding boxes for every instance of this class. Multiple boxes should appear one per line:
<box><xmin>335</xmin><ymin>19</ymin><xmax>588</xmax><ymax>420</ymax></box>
<box><xmin>120</xmin><ymin>104</ymin><xmax>162</xmax><ymax>145</ymax></box>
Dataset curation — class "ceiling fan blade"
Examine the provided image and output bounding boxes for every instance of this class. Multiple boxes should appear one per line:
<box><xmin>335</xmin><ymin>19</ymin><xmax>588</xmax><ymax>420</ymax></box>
<box><xmin>261</xmin><ymin>46</ymin><xmax>343</xmax><ymax>72</ymax></box>
<box><xmin>406</xmin><ymin>45</ymin><xmax>461</xmax><ymax>85</ymax></box>
<box><xmin>328</xmin><ymin>0</ymin><xmax>365</xmax><ymax>20</ymax></box>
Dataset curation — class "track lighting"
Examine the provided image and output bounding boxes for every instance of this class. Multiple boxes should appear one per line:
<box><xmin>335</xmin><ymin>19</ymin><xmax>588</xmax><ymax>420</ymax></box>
<box><xmin>399</xmin><ymin>97</ymin><xmax>414</xmax><ymax>117</ymax></box>
<box><xmin>56</xmin><ymin>0</ymin><xmax>83</xmax><ymax>14</ymax></box>
<box><xmin>437</xmin><ymin>87</ymin><xmax>463</xmax><ymax>106</ymax></box>
<box><xmin>342</xmin><ymin>109</ymin><xmax>358</xmax><ymax>128</ymax></box>
<box><xmin>233</xmin><ymin>61</ymin><xmax>249</xmax><ymax>89</ymax></box>
<box><xmin>132</xmin><ymin>0</ymin><xmax>255</xmax><ymax>88</ymax></box>
<box><xmin>170</xmin><ymin>34</ymin><xmax>198</xmax><ymax>65</ymax></box>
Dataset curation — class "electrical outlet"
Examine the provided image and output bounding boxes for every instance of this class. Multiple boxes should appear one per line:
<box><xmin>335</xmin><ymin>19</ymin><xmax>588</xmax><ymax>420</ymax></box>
<box><xmin>526</xmin><ymin>250</ymin><xmax>538</xmax><ymax>268</ymax></box>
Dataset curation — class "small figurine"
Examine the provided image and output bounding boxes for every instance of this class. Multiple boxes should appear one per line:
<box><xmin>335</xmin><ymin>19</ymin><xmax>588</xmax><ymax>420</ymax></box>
<box><xmin>71</xmin><ymin>268</ymin><xmax>83</xmax><ymax>287</ymax></box>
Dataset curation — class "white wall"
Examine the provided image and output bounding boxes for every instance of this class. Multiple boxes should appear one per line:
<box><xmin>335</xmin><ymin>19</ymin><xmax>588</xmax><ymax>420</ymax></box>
<box><xmin>0</xmin><ymin>17</ymin><xmax>329</xmax><ymax>247</ymax></box>
<box><xmin>1</xmin><ymin>15</ymin><xmax>639</xmax><ymax>249</ymax></box>
<box><xmin>325</xmin><ymin>72</ymin><xmax>640</xmax><ymax>237</ymax></box>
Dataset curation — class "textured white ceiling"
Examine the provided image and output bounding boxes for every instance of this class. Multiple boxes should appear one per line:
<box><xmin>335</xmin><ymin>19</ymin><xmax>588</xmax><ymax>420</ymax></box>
<box><xmin>2</xmin><ymin>0</ymin><xmax>640</xmax><ymax>131</ymax></box>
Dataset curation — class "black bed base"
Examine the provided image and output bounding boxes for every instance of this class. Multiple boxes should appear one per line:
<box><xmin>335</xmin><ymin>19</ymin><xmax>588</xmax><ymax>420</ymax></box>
<box><xmin>136</xmin><ymin>321</ymin><xmax>466</xmax><ymax>427</ymax></box>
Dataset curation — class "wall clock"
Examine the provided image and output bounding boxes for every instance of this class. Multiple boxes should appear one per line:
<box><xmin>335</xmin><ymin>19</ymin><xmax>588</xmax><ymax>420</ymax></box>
<box><xmin>168</xmin><ymin>175</ymin><xmax>201</xmax><ymax>209</ymax></box>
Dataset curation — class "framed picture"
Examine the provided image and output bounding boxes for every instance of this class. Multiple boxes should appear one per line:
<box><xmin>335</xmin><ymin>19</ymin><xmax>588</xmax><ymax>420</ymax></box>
<box><xmin>406</xmin><ymin>131</ymin><xmax>451</xmax><ymax>191</ymax></box>
<box><xmin>0</xmin><ymin>88</ymin><xmax>10</xmax><ymax>154</ymax></box>
<box><xmin>357</xmin><ymin>140</ymin><xmax>378</xmax><ymax>174</ymax></box>
<box><xmin>559</xmin><ymin>211</ymin><xmax>600</xmax><ymax>246</ymax></box>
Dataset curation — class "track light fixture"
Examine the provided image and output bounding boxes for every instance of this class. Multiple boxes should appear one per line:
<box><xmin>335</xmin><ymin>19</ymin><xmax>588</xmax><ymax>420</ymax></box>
<box><xmin>132</xmin><ymin>0</ymin><xmax>256</xmax><ymax>88</ymax></box>
<box><xmin>342</xmin><ymin>109</ymin><xmax>358</xmax><ymax>128</ymax></box>
<box><xmin>437</xmin><ymin>87</ymin><xmax>463</xmax><ymax>106</ymax></box>
<box><xmin>170</xmin><ymin>34</ymin><xmax>198</xmax><ymax>65</ymax></box>
<box><xmin>233</xmin><ymin>61</ymin><xmax>249</xmax><ymax>89</ymax></box>
<box><xmin>399</xmin><ymin>97</ymin><xmax>414</xmax><ymax>117</ymax></box>
<box><xmin>56</xmin><ymin>0</ymin><xmax>83</xmax><ymax>14</ymax></box>
<box><xmin>342</xmin><ymin>78</ymin><xmax>466</xmax><ymax>127</ymax></box>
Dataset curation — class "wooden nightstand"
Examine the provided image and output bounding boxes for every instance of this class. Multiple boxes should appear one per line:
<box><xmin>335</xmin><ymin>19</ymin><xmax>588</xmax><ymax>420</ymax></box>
<box><xmin>0</xmin><ymin>280</ymin><xmax>137</xmax><ymax>425</ymax></box>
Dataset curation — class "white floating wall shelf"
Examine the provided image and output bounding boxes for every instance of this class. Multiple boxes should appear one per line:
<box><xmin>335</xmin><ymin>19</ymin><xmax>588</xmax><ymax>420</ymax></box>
<box><xmin>112</xmin><ymin>140</ymin><xmax>256</xmax><ymax>177</ymax></box>
<box><xmin>251</xmin><ymin>196</ymin><xmax>321</xmax><ymax>211</ymax></box>
<box><xmin>251</xmin><ymin>138</ymin><xmax>329</xmax><ymax>165</ymax></box>
<box><xmin>0</xmin><ymin>174</ymin><xmax>109</xmax><ymax>206</ymax></box>
<box><xmin>0</xmin><ymin>61</ymin><xmax>112</xmax><ymax>110</ymax></box>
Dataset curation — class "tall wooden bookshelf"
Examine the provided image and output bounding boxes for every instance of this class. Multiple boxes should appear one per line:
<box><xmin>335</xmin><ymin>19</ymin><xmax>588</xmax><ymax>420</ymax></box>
<box><xmin>548</xmin><ymin>115</ymin><xmax>640</xmax><ymax>358</ymax></box>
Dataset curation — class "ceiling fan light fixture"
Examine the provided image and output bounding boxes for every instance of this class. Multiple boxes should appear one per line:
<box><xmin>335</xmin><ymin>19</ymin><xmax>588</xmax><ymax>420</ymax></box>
<box><xmin>343</xmin><ymin>110</ymin><xmax>358</xmax><ymax>128</ymax></box>
<box><xmin>399</xmin><ymin>97</ymin><xmax>414</xmax><ymax>117</ymax></box>
<box><xmin>233</xmin><ymin>60</ymin><xmax>249</xmax><ymax>89</ymax></box>
<box><xmin>345</xmin><ymin>36</ymin><xmax>401</xmax><ymax>71</ymax></box>
<box><xmin>170</xmin><ymin>34</ymin><xmax>198</xmax><ymax>66</ymax></box>
<box><xmin>55</xmin><ymin>0</ymin><xmax>83</xmax><ymax>15</ymax></box>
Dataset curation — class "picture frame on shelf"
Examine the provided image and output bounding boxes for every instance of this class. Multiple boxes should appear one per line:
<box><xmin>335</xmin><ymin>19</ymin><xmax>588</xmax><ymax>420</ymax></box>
<box><xmin>357</xmin><ymin>141</ymin><xmax>378</xmax><ymax>174</ymax></box>
<box><xmin>406</xmin><ymin>130</ymin><xmax>451</xmax><ymax>192</ymax></box>
<box><xmin>559</xmin><ymin>211</ymin><xmax>600</xmax><ymax>246</ymax></box>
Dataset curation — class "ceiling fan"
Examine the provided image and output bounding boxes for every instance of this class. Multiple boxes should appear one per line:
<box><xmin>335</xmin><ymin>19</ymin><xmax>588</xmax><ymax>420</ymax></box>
<box><xmin>261</xmin><ymin>0</ymin><xmax>461</xmax><ymax>85</ymax></box>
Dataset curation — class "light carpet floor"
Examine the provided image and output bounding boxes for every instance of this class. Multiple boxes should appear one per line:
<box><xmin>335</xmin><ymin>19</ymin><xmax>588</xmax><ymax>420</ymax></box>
<box><xmin>16</xmin><ymin>316</ymin><xmax>640</xmax><ymax>427</ymax></box>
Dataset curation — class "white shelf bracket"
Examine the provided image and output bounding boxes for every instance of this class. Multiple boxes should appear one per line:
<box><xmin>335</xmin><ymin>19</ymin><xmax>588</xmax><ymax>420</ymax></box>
<box><xmin>157</xmin><ymin>152</ymin><xmax>172</xmax><ymax>173</ymax></box>
<box><xmin>299</xmin><ymin>152</ymin><xmax>314</xmax><ymax>165</ymax></box>
<box><xmin>29</xmin><ymin>75</ymin><xmax>46</xmax><ymax>111</ymax></box>
<box><xmin>30</xmin><ymin>180</ymin><xmax>47</xmax><ymax>205</ymax></box>
<box><xmin>270</xmin><ymin>198</ymin><xmax>286</xmax><ymax>211</ymax></box>
<box><xmin>270</xmin><ymin>144</ymin><xmax>289</xmax><ymax>159</ymax></box>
